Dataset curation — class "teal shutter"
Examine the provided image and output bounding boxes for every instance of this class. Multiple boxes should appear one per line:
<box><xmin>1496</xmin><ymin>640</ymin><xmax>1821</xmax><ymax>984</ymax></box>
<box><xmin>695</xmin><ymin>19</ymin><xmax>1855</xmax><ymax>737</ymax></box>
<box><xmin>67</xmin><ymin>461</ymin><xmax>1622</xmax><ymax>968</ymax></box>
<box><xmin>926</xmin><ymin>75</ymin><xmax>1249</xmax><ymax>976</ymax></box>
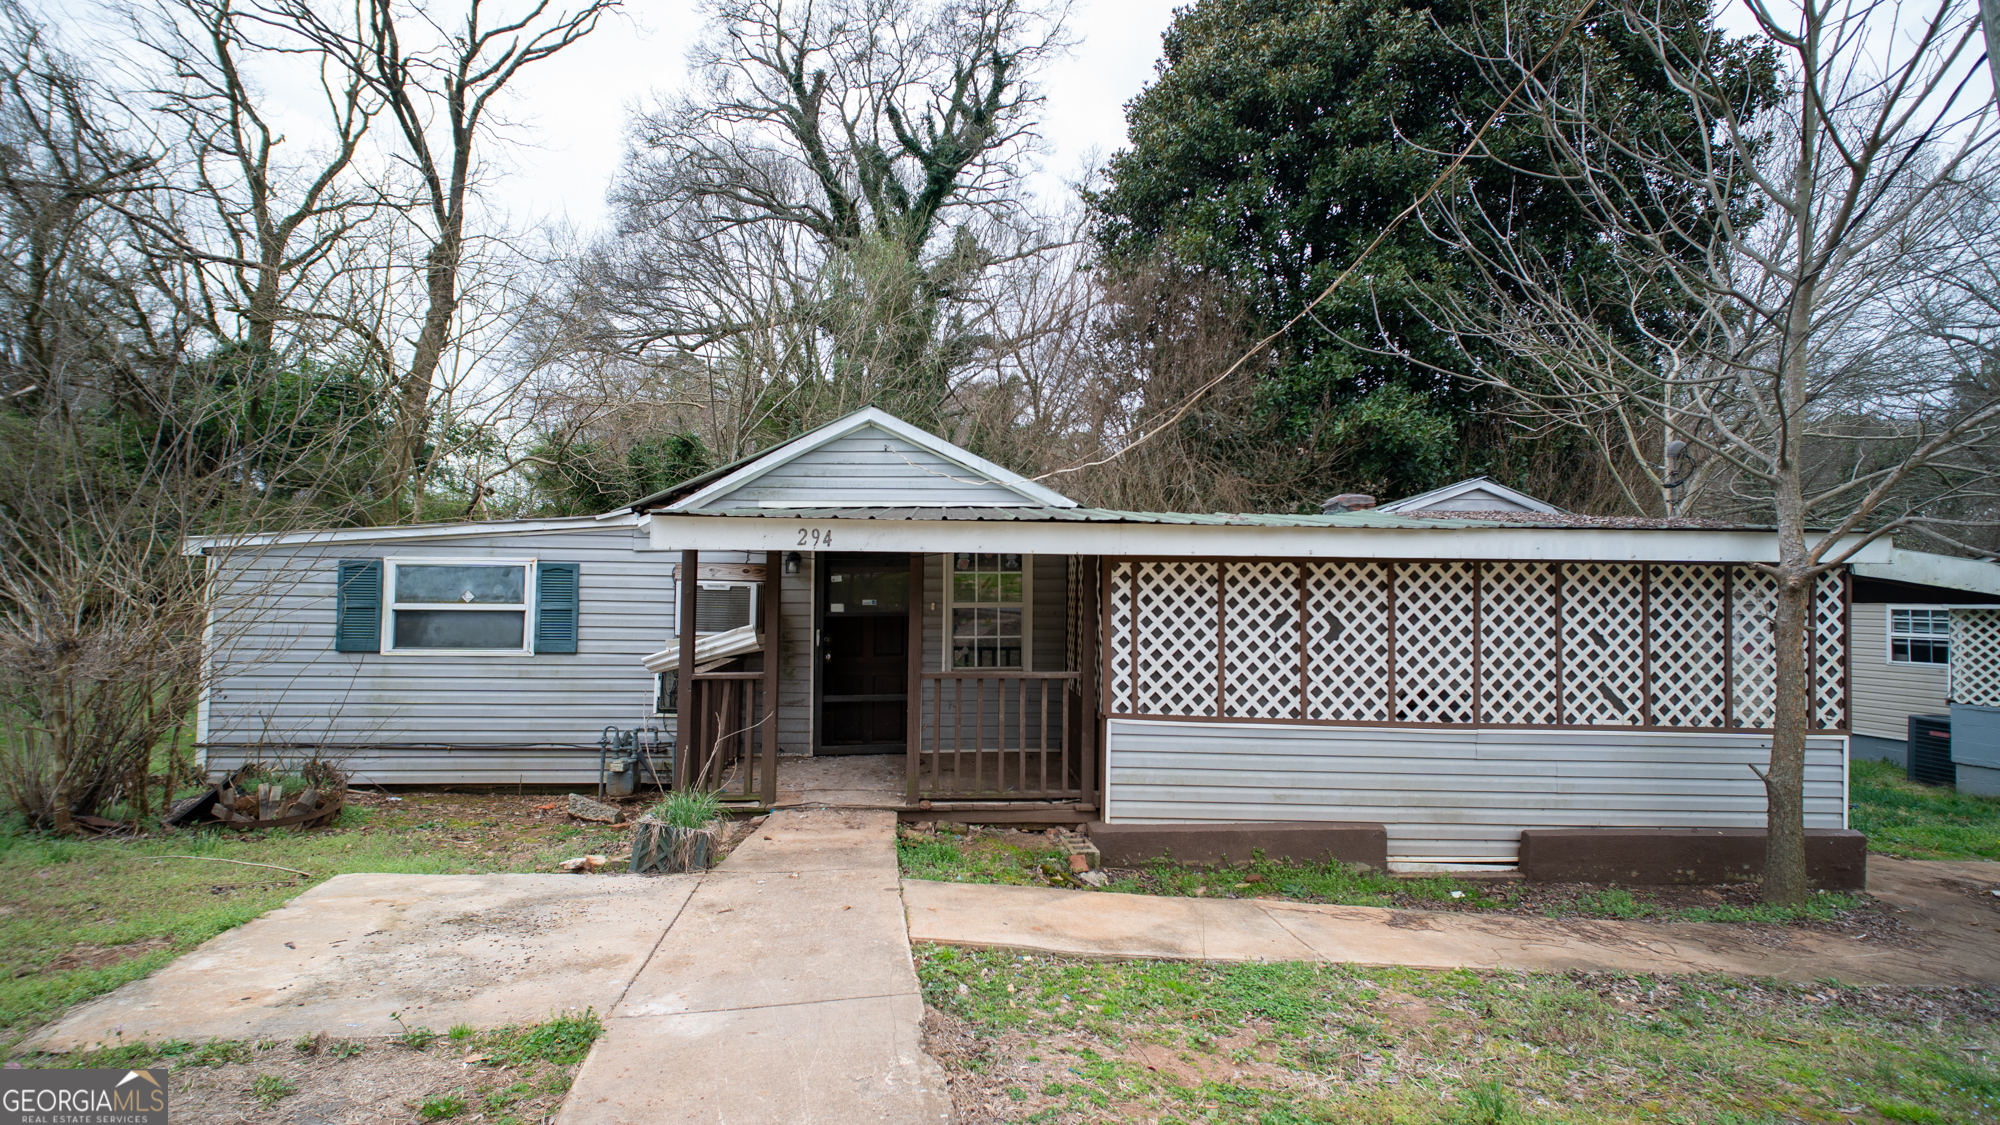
<box><xmin>334</xmin><ymin>560</ymin><xmax>382</xmax><ymax>653</ymax></box>
<box><xmin>535</xmin><ymin>562</ymin><xmax>580</xmax><ymax>654</ymax></box>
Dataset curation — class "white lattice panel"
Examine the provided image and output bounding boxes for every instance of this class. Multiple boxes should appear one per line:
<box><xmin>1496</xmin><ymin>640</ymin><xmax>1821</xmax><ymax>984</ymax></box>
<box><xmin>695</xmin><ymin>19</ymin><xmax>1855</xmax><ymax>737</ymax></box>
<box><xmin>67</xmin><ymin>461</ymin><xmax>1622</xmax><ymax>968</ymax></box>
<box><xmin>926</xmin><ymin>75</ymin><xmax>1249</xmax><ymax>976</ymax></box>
<box><xmin>1303</xmin><ymin>561</ymin><xmax>1390</xmax><ymax>722</ymax></box>
<box><xmin>1107</xmin><ymin>562</ymin><xmax>1135</xmax><ymax>713</ymax></box>
<box><xmin>1479</xmin><ymin>562</ymin><xmax>1558</xmax><ymax>724</ymax></box>
<box><xmin>1561</xmin><ymin>563</ymin><xmax>1647</xmax><ymax>725</ymax></box>
<box><xmin>1133</xmin><ymin>561</ymin><xmax>1219</xmax><ymax>716</ymax></box>
<box><xmin>1222</xmin><ymin>562</ymin><xmax>1301</xmax><ymax>718</ymax></box>
<box><xmin>1394</xmin><ymin>562</ymin><xmax>1477</xmax><ymax>723</ymax></box>
<box><xmin>1813</xmin><ymin>571</ymin><xmax>1847</xmax><ymax>730</ymax></box>
<box><xmin>1952</xmin><ymin>608</ymin><xmax>2000</xmax><ymax>707</ymax></box>
<box><xmin>1648</xmin><ymin>564</ymin><xmax>1728</xmax><ymax>727</ymax></box>
<box><xmin>1731</xmin><ymin>568</ymin><xmax>1779</xmax><ymax>729</ymax></box>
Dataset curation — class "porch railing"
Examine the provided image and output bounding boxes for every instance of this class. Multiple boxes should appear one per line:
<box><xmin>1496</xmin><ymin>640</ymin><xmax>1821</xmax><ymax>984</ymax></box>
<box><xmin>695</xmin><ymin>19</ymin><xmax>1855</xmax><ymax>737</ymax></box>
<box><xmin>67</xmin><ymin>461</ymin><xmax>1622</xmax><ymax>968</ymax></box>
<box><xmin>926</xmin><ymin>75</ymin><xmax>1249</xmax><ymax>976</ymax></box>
<box><xmin>679</xmin><ymin>671</ymin><xmax>776</xmax><ymax>805</ymax></box>
<box><xmin>911</xmin><ymin>671</ymin><xmax>1086</xmax><ymax>801</ymax></box>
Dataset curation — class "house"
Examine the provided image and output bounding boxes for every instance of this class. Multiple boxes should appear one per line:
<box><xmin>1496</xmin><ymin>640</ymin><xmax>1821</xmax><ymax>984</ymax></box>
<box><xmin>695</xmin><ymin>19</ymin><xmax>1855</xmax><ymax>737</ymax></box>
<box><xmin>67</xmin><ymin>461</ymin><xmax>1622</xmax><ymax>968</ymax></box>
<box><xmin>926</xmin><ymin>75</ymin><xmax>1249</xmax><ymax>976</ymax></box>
<box><xmin>1374</xmin><ymin>476</ymin><xmax>1565</xmax><ymax>515</ymax></box>
<box><xmin>189</xmin><ymin>407</ymin><xmax>1885</xmax><ymax>875</ymax></box>
<box><xmin>1845</xmin><ymin>549</ymin><xmax>2000</xmax><ymax>773</ymax></box>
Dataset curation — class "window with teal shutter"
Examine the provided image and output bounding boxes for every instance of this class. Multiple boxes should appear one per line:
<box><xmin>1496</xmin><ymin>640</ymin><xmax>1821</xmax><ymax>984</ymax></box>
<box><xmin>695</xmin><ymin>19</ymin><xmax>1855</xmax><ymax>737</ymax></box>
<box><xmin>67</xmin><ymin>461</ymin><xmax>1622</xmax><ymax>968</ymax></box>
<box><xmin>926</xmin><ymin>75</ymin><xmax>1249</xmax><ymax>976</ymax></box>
<box><xmin>535</xmin><ymin>562</ymin><xmax>580</xmax><ymax>654</ymax></box>
<box><xmin>334</xmin><ymin>560</ymin><xmax>382</xmax><ymax>652</ymax></box>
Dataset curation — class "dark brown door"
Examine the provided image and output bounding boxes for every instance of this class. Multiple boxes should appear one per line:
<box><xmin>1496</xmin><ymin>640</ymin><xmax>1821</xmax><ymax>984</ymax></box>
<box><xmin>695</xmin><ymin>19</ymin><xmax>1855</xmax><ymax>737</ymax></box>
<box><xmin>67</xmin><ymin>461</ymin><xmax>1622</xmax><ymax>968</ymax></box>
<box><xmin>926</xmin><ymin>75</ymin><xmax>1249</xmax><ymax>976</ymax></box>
<box><xmin>818</xmin><ymin>555</ymin><xmax>910</xmax><ymax>754</ymax></box>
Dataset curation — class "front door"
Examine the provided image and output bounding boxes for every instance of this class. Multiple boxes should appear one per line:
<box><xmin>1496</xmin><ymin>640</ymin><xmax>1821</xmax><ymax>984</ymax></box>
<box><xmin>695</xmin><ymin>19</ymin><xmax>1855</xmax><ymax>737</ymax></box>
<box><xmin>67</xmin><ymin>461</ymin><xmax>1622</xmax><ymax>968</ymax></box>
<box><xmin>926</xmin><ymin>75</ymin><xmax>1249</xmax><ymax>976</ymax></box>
<box><xmin>817</xmin><ymin>555</ymin><xmax>909</xmax><ymax>754</ymax></box>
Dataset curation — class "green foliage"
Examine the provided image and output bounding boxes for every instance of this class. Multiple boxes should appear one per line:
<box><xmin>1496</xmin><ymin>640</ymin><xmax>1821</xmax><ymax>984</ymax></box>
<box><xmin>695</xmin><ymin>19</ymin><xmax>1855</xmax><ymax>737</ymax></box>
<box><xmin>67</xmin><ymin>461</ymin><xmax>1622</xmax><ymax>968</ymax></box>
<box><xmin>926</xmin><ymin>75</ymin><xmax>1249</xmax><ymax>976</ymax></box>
<box><xmin>486</xmin><ymin>1009</ymin><xmax>604</xmax><ymax>1068</ymax></box>
<box><xmin>391</xmin><ymin>1012</ymin><xmax>438</xmax><ymax>1049</ymax></box>
<box><xmin>249</xmin><ymin>1074</ymin><xmax>296</xmax><ymax>1107</ymax></box>
<box><xmin>448</xmin><ymin>1023</ymin><xmax>476</xmax><ymax>1042</ymax></box>
<box><xmin>1851</xmin><ymin>758</ymin><xmax>2000</xmax><ymax>860</ymax></box>
<box><xmin>896</xmin><ymin>833</ymin><xmax>1064</xmax><ymax>886</ymax></box>
<box><xmin>1090</xmin><ymin>0</ymin><xmax>1777</xmax><ymax>508</ymax></box>
<box><xmin>528</xmin><ymin>429</ymin><xmax>713</xmax><ymax>515</ymax></box>
<box><xmin>651</xmin><ymin>788</ymin><xmax>722</xmax><ymax>831</ymax></box>
<box><xmin>418</xmin><ymin>1092</ymin><xmax>466</xmax><ymax>1120</ymax></box>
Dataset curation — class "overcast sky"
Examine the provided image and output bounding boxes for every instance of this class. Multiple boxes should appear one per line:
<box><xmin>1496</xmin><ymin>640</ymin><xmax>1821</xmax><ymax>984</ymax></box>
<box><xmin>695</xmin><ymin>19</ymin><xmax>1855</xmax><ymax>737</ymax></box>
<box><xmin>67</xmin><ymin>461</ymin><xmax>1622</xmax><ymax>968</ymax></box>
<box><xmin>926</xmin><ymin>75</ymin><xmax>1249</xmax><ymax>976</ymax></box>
<box><xmin>476</xmin><ymin>0</ymin><xmax>1189</xmax><ymax>235</ymax></box>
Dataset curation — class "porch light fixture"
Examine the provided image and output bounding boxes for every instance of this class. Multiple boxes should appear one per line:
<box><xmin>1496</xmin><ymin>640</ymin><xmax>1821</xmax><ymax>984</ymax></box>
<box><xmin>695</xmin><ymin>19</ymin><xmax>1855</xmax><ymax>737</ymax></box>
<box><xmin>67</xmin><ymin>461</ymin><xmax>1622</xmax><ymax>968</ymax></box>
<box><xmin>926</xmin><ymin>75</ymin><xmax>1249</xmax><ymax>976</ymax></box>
<box><xmin>783</xmin><ymin>551</ymin><xmax>801</xmax><ymax>576</ymax></box>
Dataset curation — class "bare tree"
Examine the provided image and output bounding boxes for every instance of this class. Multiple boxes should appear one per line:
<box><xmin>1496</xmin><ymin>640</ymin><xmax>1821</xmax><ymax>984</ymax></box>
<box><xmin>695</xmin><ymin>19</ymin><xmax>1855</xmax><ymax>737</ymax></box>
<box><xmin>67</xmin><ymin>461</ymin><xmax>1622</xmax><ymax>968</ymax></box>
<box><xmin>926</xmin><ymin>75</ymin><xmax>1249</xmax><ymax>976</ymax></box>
<box><xmin>256</xmin><ymin>0</ymin><xmax>617</xmax><ymax>516</ymax></box>
<box><xmin>126</xmin><ymin>0</ymin><xmax>387</xmax><ymax>357</ymax></box>
<box><xmin>1401</xmin><ymin>0</ymin><xmax>2000</xmax><ymax>901</ymax></box>
<box><xmin>524</xmin><ymin>0</ymin><xmax>1068</xmax><ymax>456</ymax></box>
<box><xmin>0</xmin><ymin>6</ymin><xmax>381</xmax><ymax>830</ymax></box>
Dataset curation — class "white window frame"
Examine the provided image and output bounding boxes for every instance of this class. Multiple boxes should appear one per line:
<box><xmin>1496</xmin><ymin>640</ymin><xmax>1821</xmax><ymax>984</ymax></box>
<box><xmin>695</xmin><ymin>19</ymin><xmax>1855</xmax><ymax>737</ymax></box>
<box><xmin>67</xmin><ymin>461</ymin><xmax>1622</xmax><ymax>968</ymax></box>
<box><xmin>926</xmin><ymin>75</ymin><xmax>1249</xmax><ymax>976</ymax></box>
<box><xmin>943</xmin><ymin>552</ymin><xmax>1034</xmax><ymax>671</ymax></box>
<box><xmin>382</xmin><ymin>556</ymin><xmax>538</xmax><ymax>656</ymax></box>
<box><xmin>1886</xmin><ymin>603</ymin><xmax>1951</xmax><ymax>666</ymax></box>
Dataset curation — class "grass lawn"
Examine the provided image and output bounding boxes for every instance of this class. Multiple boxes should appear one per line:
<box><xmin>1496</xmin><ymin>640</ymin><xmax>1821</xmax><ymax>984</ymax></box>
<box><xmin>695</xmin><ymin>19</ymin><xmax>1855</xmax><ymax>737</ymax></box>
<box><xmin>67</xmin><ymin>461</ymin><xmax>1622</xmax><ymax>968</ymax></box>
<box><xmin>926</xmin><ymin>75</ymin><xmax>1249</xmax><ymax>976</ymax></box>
<box><xmin>916</xmin><ymin>947</ymin><xmax>2000</xmax><ymax>1125</ymax></box>
<box><xmin>896</xmin><ymin>827</ymin><xmax>1871</xmax><ymax>927</ymax></box>
<box><xmin>1850</xmin><ymin>759</ymin><xmax>2000</xmax><ymax>860</ymax></box>
<box><xmin>0</xmin><ymin>790</ymin><xmax>638</xmax><ymax>1053</ymax></box>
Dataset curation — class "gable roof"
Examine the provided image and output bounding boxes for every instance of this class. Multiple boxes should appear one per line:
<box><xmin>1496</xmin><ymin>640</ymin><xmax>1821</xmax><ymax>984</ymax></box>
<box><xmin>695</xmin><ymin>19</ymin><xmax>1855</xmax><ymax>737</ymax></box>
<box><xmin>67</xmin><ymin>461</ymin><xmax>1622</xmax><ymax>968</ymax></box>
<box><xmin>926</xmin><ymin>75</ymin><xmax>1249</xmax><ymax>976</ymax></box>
<box><xmin>1376</xmin><ymin>476</ymin><xmax>1563</xmax><ymax>515</ymax></box>
<box><xmin>630</xmin><ymin>407</ymin><xmax>1076</xmax><ymax>512</ymax></box>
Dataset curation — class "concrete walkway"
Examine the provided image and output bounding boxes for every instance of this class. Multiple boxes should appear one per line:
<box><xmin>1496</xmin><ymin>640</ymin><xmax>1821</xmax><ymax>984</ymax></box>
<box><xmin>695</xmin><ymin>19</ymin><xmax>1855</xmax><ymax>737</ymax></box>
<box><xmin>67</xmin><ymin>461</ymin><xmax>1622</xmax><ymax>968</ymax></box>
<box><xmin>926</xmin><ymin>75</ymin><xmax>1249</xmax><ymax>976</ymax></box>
<box><xmin>32</xmin><ymin>873</ymin><xmax>700</xmax><ymax>1051</ymax></box>
<box><xmin>905</xmin><ymin>856</ymin><xmax>2000</xmax><ymax>986</ymax></box>
<box><xmin>556</xmin><ymin>808</ymin><xmax>952</xmax><ymax>1125</ymax></box>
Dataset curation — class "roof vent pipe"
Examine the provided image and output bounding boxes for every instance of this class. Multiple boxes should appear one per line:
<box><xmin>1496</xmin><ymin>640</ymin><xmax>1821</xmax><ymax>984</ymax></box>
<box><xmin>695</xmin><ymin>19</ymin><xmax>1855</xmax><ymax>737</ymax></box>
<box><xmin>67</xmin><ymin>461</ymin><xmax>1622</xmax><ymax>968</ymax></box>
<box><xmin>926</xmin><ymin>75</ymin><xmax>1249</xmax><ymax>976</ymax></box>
<box><xmin>1322</xmin><ymin>493</ymin><xmax>1377</xmax><ymax>514</ymax></box>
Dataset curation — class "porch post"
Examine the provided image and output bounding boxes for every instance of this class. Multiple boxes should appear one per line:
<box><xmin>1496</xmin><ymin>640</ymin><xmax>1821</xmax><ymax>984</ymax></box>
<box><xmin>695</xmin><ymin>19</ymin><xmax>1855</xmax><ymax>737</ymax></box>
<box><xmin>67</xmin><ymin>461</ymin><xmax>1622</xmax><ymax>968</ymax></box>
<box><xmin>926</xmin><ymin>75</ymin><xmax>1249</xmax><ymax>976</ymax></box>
<box><xmin>676</xmin><ymin>549</ymin><xmax>698</xmax><ymax>791</ymax></box>
<box><xmin>906</xmin><ymin>552</ymin><xmax>924</xmax><ymax>804</ymax></box>
<box><xmin>1081</xmin><ymin>555</ymin><xmax>1100</xmax><ymax>811</ymax></box>
<box><xmin>761</xmin><ymin>550</ymin><xmax>781</xmax><ymax>808</ymax></box>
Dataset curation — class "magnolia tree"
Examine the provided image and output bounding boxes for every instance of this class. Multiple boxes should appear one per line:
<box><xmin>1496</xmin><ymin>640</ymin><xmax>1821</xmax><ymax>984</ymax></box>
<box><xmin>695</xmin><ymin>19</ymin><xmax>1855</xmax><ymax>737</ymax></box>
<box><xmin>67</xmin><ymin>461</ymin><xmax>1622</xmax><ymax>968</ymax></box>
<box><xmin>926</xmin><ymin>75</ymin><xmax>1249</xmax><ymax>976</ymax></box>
<box><xmin>1401</xmin><ymin>0</ymin><xmax>2000</xmax><ymax>901</ymax></box>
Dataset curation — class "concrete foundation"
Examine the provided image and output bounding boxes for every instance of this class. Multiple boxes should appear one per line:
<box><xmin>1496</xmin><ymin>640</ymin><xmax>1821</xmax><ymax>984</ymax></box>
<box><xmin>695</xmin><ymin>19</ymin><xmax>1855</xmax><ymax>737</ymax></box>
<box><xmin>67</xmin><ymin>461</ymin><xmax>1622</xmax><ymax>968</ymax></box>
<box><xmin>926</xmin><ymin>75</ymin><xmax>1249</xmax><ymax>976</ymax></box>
<box><xmin>1956</xmin><ymin>762</ymin><xmax>2000</xmax><ymax>797</ymax></box>
<box><xmin>1850</xmin><ymin>733</ymin><xmax>1907</xmax><ymax>767</ymax></box>
<box><xmin>1086</xmin><ymin>821</ymin><xmax>1387</xmax><ymax>870</ymax></box>
<box><xmin>1518</xmin><ymin>828</ymin><xmax>1868</xmax><ymax>889</ymax></box>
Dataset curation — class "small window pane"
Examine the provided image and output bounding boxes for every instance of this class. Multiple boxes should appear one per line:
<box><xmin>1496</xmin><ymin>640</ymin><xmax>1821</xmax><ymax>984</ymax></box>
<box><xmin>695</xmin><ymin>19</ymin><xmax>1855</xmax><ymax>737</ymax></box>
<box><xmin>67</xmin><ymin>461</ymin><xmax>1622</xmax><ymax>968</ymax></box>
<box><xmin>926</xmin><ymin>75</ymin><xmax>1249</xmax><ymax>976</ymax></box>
<box><xmin>396</xmin><ymin>564</ymin><xmax>524</xmax><ymax>604</ymax></box>
<box><xmin>393</xmin><ymin>609</ymin><xmax>525</xmax><ymax>649</ymax></box>
<box><xmin>1000</xmin><ymin>554</ymin><xmax>1022</xmax><ymax>572</ymax></box>
<box><xmin>953</xmin><ymin>574</ymin><xmax>976</xmax><ymax>600</ymax></box>
<box><xmin>993</xmin><ymin>608</ymin><xmax>1022</xmax><ymax>637</ymax></box>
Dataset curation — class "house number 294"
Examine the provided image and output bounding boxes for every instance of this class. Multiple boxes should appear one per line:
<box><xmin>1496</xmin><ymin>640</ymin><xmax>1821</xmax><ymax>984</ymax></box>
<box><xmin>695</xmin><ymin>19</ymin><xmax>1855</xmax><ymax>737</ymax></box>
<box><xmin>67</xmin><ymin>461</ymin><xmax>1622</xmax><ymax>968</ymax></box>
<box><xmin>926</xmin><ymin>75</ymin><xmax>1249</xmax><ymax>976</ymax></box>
<box><xmin>796</xmin><ymin>528</ymin><xmax>833</xmax><ymax>547</ymax></box>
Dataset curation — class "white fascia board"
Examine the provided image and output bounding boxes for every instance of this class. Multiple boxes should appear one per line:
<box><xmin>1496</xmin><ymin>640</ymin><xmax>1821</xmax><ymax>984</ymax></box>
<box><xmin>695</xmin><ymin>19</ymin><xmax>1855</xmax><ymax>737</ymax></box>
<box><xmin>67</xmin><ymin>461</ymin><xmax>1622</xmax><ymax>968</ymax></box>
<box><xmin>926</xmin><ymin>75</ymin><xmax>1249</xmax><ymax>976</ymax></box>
<box><xmin>646</xmin><ymin>513</ymin><xmax>1894</xmax><ymax>564</ymax></box>
<box><xmin>1854</xmin><ymin>548</ymin><xmax>2000</xmax><ymax>596</ymax></box>
<box><xmin>667</xmin><ymin>406</ymin><xmax>1077</xmax><ymax>511</ymax></box>
<box><xmin>184</xmin><ymin>511</ymin><xmax>643</xmax><ymax>555</ymax></box>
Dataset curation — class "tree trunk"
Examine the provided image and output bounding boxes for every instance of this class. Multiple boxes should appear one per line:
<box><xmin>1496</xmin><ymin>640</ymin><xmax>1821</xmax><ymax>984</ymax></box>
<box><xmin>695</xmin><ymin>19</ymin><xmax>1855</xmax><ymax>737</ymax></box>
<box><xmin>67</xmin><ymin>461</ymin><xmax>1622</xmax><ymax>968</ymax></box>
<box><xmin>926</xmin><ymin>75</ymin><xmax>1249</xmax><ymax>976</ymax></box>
<box><xmin>1763</xmin><ymin>565</ymin><xmax>1812</xmax><ymax>903</ymax></box>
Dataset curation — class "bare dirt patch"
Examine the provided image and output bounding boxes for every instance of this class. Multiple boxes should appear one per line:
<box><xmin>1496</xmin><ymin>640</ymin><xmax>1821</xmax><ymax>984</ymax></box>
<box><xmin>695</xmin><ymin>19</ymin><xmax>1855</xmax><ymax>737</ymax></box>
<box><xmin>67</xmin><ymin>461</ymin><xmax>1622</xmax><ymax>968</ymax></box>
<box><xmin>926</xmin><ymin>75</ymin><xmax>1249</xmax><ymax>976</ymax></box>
<box><xmin>44</xmin><ymin>939</ymin><xmax>173</xmax><ymax>974</ymax></box>
<box><xmin>168</xmin><ymin>1036</ymin><xmax>577</xmax><ymax>1124</ymax></box>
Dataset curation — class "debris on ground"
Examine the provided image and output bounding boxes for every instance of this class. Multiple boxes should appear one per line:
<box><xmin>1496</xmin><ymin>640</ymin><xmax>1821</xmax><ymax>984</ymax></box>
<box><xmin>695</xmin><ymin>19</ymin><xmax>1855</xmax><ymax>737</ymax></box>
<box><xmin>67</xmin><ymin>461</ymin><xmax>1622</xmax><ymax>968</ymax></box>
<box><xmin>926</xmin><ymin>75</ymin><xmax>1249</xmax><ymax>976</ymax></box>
<box><xmin>558</xmin><ymin>854</ymin><xmax>610</xmax><ymax>873</ymax></box>
<box><xmin>566</xmin><ymin>794</ymin><xmax>626</xmax><ymax>824</ymax></box>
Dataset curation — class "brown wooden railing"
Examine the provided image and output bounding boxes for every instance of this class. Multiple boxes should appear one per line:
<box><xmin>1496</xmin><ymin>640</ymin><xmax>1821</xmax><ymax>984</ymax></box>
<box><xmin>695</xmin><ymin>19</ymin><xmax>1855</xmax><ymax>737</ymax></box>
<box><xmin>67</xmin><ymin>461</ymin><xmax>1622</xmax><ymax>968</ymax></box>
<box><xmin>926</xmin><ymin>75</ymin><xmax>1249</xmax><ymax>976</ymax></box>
<box><xmin>909</xmin><ymin>671</ymin><xmax>1086</xmax><ymax>801</ymax></box>
<box><xmin>679</xmin><ymin>671</ymin><xmax>776</xmax><ymax>805</ymax></box>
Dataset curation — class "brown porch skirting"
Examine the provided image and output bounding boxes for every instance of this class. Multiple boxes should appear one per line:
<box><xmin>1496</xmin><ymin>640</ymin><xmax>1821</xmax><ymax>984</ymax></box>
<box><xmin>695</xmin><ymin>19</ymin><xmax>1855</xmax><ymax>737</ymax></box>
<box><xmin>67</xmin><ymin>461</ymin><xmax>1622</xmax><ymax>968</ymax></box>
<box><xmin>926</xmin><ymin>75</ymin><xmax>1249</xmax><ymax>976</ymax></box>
<box><xmin>1517</xmin><ymin>828</ymin><xmax>1868</xmax><ymax>890</ymax></box>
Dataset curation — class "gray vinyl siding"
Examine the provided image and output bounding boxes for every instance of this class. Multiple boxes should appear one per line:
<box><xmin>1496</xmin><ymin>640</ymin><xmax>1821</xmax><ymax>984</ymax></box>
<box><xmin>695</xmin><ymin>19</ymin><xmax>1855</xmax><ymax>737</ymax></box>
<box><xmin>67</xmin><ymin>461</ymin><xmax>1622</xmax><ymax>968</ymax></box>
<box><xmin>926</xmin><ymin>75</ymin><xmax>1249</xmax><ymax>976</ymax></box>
<box><xmin>203</xmin><ymin>526</ymin><xmax>690</xmax><ymax>784</ymax></box>
<box><xmin>1105</xmin><ymin>720</ymin><xmax>1848</xmax><ymax>862</ymax></box>
<box><xmin>779</xmin><ymin>553</ymin><xmax>814</xmax><ymax>752</ymax></box>
<box><xmin>1850</xmin><ymin>601</ymin><xmax>1949</xmax><ymax>740</ymax></box>
<box><xmin>699</xmin><ymin>425</ymin><xmax>1030</xmax><ymax>507</ymax></box>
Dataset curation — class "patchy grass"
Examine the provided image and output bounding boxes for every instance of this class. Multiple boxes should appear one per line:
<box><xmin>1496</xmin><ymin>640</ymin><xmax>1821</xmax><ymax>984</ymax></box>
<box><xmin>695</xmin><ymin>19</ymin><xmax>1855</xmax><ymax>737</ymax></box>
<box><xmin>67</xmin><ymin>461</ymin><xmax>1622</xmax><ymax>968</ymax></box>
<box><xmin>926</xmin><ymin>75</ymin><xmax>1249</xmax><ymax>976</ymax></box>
<box><xmin>0</xmin><ymin>790</ymin><xmax>639</xmax><ymax>1051</ymax></box>
<box><xmin>1851</xmin><ymin>758</ymin><xmax>2000</xmax><ymax>860</ymax></box>
<box><xmin>915</xmin><ymin>946</ymin><xmax>2000</xmax><ymax>1124</ymax></box>
<box><xmin>898</xmin><ymin>829</ymin><xmax>1877</xmax><ymax>929</ymax></box>
<box><xmin>27</xmin><ymin>1009</ymin><xmax>602</xmax><ymax>1124</ymax></box>
<box><xmin>897</xmin><ymin>827</ymin><xmax>1065</xmax><ymax>886</ymax></box>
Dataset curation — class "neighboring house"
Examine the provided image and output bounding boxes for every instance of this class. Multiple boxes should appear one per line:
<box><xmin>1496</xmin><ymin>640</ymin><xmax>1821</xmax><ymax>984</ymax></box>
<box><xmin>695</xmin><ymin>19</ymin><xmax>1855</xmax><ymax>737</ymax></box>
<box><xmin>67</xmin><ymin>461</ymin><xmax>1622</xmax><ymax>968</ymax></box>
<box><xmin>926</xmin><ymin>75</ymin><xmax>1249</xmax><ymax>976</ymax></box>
<box><xmin>1845</xmin><ymin>549</ymin><xmax>2000</xmax><ymax>769</ymax></box>
<box><xmin>1375</xmin><ymin>476</ymin><xmax>1565</xmax><ymax>515</ymax></box>
<box><xmin>1949</xmin><ymin>605</ymin><xmax>2000</xmax><ymax>796</ymax></box>
<box><xmin>191</xmin><ymin>407</ymin><xmax>1888</xmax><ymax>871</ymax></box>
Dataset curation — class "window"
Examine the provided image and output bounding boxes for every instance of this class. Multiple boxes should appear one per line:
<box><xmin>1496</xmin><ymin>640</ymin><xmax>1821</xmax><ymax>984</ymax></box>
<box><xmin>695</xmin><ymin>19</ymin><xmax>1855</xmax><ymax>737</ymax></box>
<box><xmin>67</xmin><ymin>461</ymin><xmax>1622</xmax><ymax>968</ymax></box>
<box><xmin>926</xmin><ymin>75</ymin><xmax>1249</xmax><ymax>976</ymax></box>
<box><xmin>1889</xmin><ymin>606</ymin><xmax>1950</xmax><ymax>665</ymax></box>
<box><xmin>949</xmin><ymin>552</ymin><xmax>1029</xmax><ymax>669</ymax></box>
<box><xmin>384</xmin><ymin>559</ymin><xmax>534</xmax><ymax>654</ymax></box>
